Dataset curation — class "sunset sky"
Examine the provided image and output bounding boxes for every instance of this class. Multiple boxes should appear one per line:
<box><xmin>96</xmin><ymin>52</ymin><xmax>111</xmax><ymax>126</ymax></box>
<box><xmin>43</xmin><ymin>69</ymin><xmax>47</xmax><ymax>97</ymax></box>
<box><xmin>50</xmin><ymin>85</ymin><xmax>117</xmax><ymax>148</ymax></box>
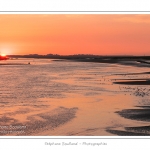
<box><xmin>0</xmin><ymin>14</ymin><xmax>150</xmax><ymax>55</ymax></box>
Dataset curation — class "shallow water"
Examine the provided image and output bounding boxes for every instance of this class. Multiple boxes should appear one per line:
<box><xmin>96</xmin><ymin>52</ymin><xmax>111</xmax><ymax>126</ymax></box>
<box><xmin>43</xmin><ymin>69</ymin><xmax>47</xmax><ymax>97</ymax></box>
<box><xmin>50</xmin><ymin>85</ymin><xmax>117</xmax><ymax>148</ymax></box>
<box><xmin>0</xmin><ymin>58</ymin><xmax>150</xmax><ymax>136</ymax></box>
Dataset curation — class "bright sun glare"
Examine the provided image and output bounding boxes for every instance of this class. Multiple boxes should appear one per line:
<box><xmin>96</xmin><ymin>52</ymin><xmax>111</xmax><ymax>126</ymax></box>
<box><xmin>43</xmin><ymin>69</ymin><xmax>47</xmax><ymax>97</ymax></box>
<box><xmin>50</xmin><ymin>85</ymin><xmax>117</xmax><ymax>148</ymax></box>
<box><xmin>1</xmin><ymin>54</ymin><xmax>6</xmax><ymax>56</ymax></box>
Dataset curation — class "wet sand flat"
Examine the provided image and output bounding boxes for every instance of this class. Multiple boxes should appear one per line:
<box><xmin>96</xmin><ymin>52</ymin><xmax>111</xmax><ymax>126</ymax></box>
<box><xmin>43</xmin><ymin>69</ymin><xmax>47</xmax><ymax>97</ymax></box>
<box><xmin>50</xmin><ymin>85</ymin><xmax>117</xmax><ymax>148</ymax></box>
<box><xmin>0</xmin><ymin>58</ymin><xmax>150</xmax><ymax>135</ymax></box>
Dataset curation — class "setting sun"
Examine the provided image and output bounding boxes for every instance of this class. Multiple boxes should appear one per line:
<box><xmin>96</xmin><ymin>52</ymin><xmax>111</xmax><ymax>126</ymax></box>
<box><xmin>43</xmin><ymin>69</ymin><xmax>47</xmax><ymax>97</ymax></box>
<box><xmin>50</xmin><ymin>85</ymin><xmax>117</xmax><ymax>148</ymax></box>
<box><xmin>1</xmin><ymin>54</ymin><xmax>6</xmax><ymax>56</ymax></box>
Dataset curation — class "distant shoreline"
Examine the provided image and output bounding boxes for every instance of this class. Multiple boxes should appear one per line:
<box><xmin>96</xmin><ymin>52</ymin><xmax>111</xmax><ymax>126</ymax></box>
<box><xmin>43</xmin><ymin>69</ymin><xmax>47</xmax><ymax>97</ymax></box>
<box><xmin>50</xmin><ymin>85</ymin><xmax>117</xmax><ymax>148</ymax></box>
<box><xmin>2</xmin><ymin>55</ymin><xmax>150</xmax><ymax>68</ymax></box>
<box><xmin>8</xmin><ymin>54</ymin><xmax>150</xmax><ymax>60</ymax></box>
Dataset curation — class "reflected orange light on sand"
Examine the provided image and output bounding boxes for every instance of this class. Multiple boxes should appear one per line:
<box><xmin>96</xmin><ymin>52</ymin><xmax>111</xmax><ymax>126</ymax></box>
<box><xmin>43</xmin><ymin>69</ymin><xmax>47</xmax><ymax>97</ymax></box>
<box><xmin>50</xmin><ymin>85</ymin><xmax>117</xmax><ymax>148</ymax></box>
<box><xmin>0</xmin><ymin>14</ymin><xmax>150</xmax><ymax>55</ymax></box>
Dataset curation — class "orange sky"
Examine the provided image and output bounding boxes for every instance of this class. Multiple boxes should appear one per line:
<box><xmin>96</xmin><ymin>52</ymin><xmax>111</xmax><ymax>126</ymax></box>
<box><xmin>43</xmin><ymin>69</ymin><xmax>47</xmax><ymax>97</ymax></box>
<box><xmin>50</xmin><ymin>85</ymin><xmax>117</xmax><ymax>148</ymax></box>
<box><xmin>0</xmin><ymin>14</ymin><xmax>150</xmax><ymax>55</ymax></box>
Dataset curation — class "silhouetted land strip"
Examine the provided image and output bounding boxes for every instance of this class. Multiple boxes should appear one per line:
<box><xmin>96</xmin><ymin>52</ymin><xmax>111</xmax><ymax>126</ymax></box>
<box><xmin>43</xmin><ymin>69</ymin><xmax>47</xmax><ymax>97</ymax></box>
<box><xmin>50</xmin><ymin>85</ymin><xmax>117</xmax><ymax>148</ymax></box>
<box><xmin>8</xmin><ymin>54</ymin><xmax>150</xmax><ymax>61</ymax></box>
<box><xmin>8</xmin><ymin>54</ymin><xmax>150</xmax><ymax>67</ymax></box>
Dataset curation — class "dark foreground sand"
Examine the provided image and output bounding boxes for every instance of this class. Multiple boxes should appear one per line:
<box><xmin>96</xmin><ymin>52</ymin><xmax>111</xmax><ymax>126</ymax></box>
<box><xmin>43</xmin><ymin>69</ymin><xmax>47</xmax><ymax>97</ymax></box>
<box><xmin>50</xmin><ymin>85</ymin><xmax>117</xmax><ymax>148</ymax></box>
<box><xmin>107</xmin><ymin>106</ymin><xmax>150</xmax><ymax>136</ymax></box>
<box><xmin>0</xmin><ymin>107</ymin><xmax>78</xmax><ymax>135</ymax></box>
<box><xmin>114</xmin><ymin>79</ymin><xmax>150</xmax><ymax>85</ymax></box>
<box><xmin>107</xmin><ymin>73</ymin><xmax>150</xmax><ymax>135</ymax></box>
